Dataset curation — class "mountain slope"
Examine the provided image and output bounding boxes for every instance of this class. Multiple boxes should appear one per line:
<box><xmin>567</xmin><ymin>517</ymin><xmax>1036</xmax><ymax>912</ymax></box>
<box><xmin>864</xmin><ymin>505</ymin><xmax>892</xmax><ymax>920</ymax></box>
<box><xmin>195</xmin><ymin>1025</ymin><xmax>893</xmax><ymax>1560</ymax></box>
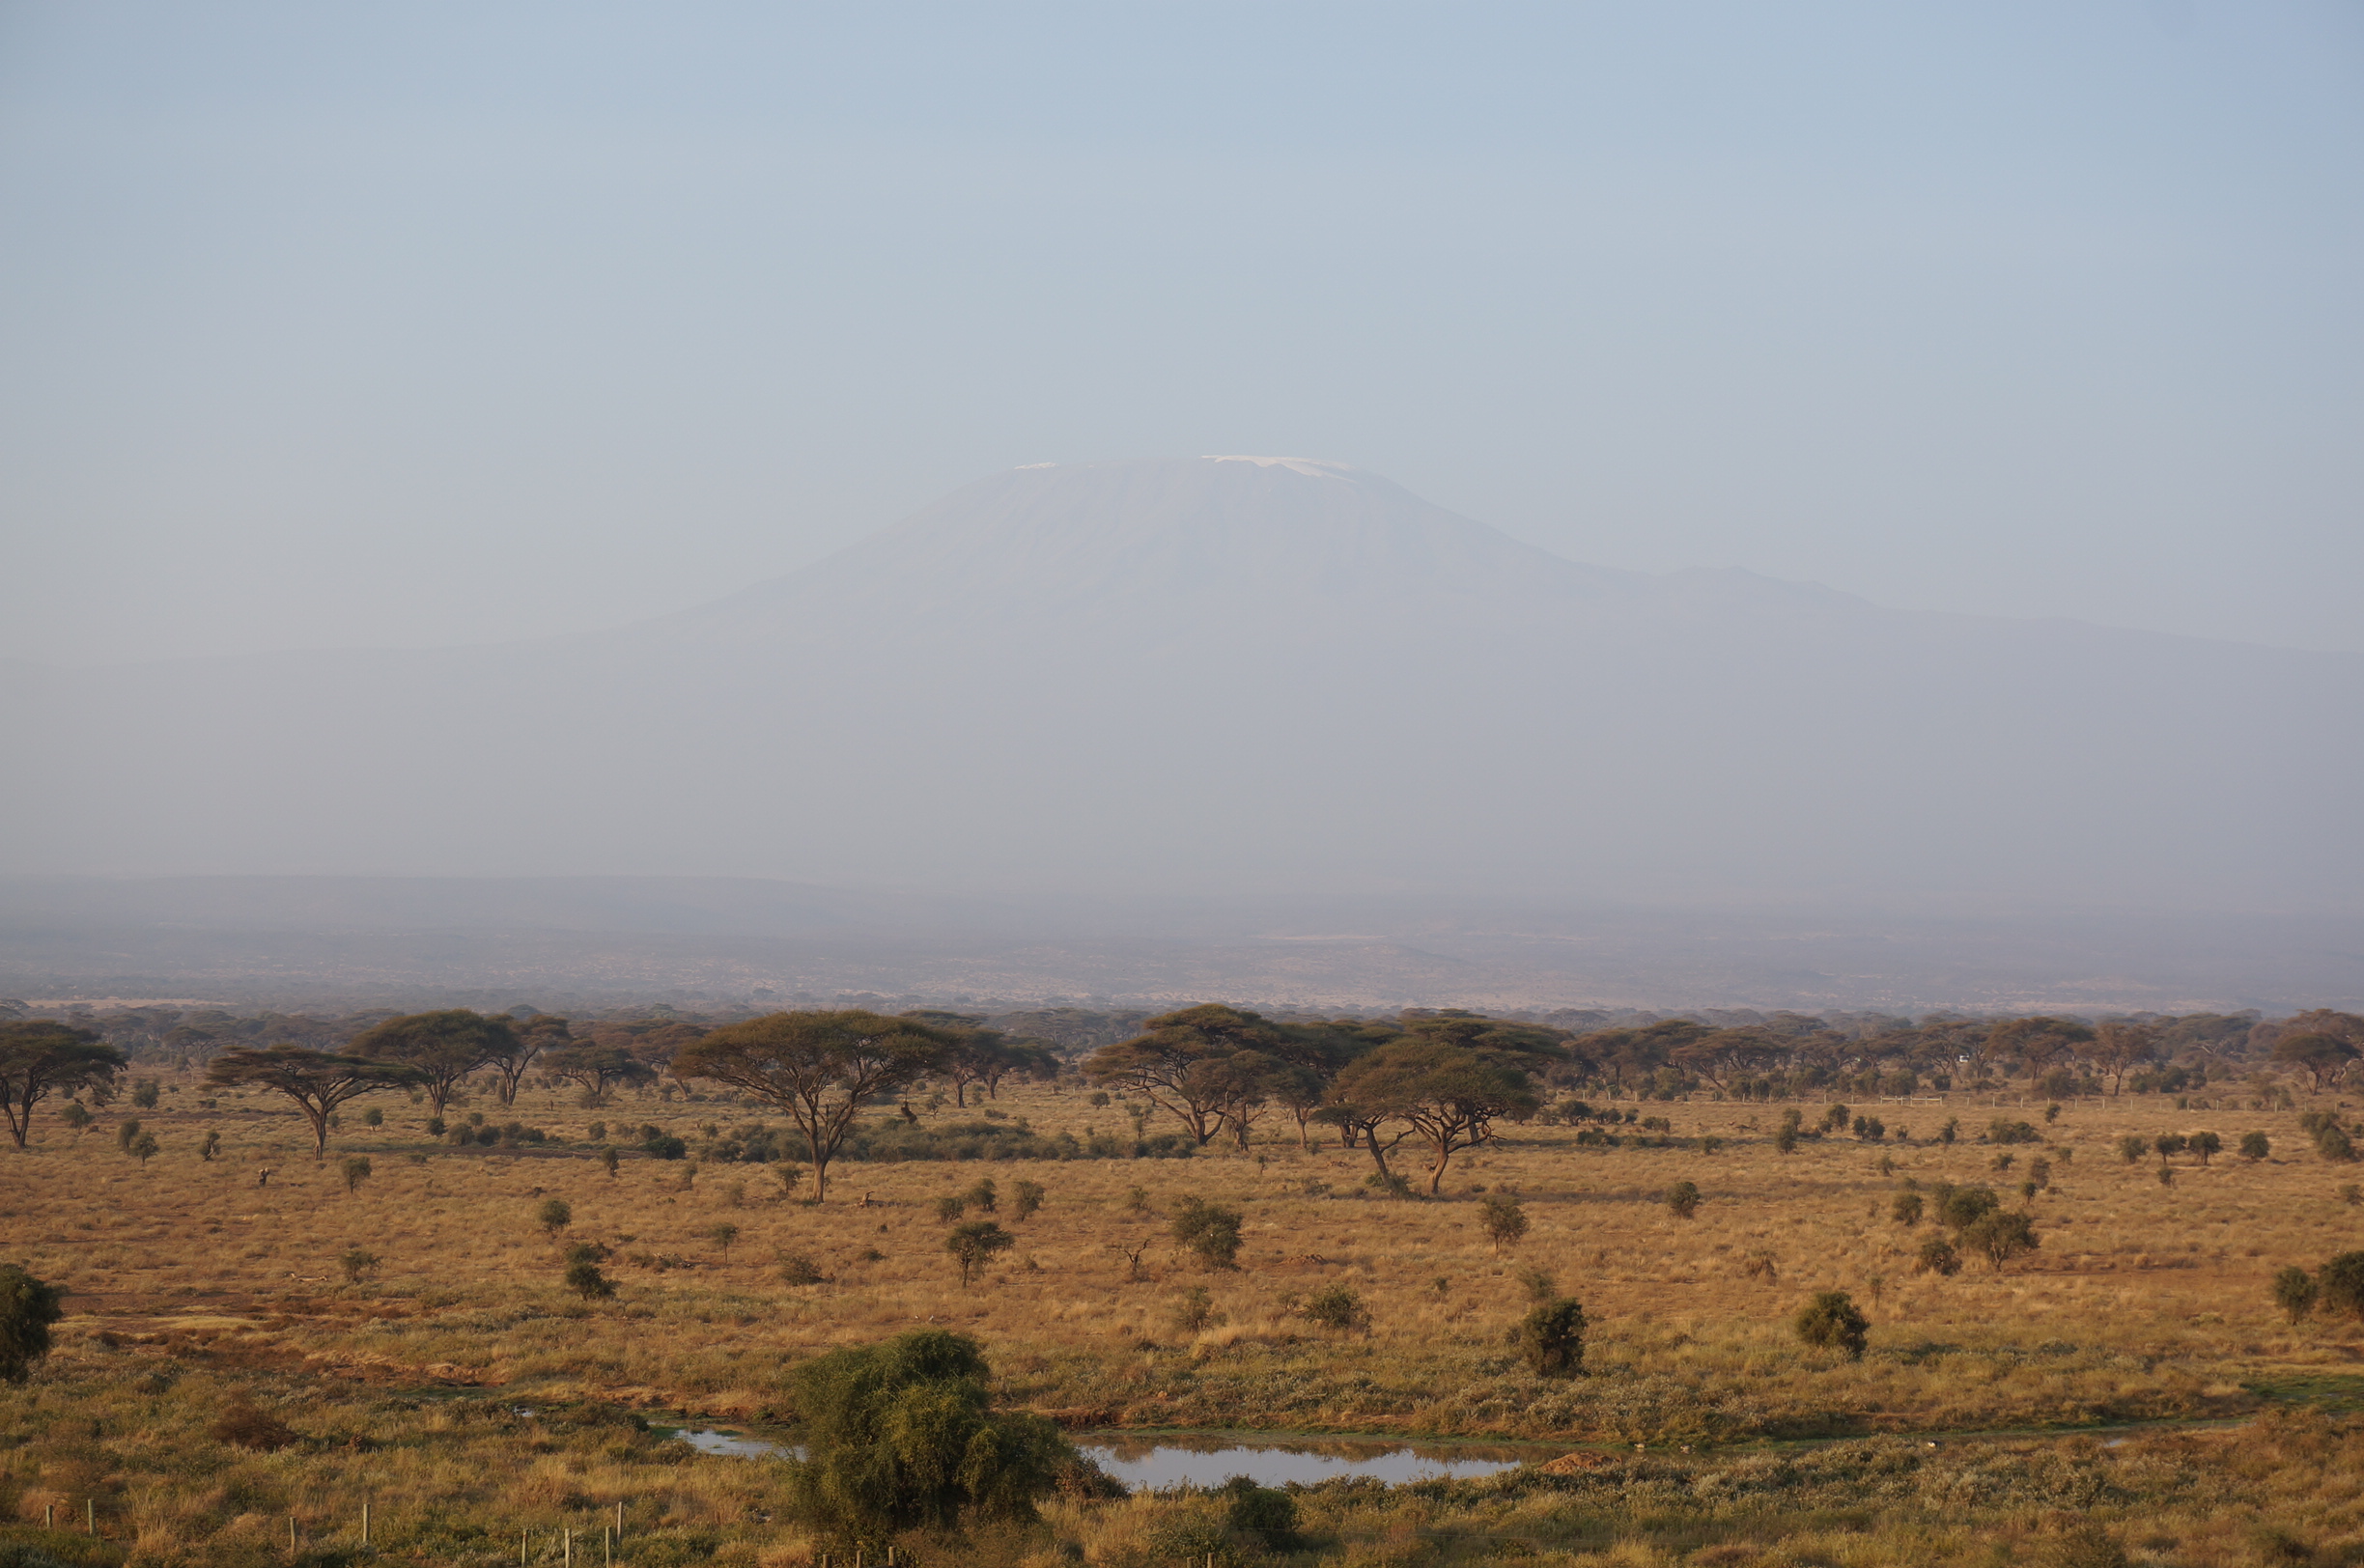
<box><xmin>3</xmin><ymin>456</ymin><xmax>2357</xmax><ymax>910</ymax></box>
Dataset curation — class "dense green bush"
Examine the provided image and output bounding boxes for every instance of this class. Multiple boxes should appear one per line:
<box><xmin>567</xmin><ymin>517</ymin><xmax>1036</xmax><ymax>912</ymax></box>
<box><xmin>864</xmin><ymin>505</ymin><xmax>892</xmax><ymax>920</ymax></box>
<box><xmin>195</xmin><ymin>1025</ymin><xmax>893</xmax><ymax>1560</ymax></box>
<box><xmin>0</xmin><ymin>1265</ymin><xmax>66</xmax><ymax>1383</ymax></box>
<box><xmin>1794</xmin><ymin>1291</ymin><xmax>1871</xmax><ymax>1359</ymax></box>
<box><xmin>784</xmin><ymin>1330</ymin><xmax>1075</xmax><ymax>1546</ymax></box>
<box><xmin>2273</xmin><ymin>1265</ymin><xmax>2320</xmax><ymax>1324</ymax></box>
<box><xmin>1511</xmin><ymin>1298</ymin><xmax>1586</xmax><ymax>1378</ymax></box>
<box><xmin>1171</xmin><ymin>1197</ymin><xmax>1244</xmax><ymax>1271</ymax></box>
<box><xmin>2318</xmin><ymin>1252</ymin><xmax>2364</xmax><ymax>1320</ymax></box>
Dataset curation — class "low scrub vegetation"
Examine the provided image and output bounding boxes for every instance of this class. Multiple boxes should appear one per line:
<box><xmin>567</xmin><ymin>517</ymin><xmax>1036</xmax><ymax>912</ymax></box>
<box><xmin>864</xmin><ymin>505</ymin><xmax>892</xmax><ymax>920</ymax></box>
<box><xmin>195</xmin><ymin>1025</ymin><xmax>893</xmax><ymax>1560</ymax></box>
<box><xmin>4</xmin><ymin>998</ymin><xmax>2364</xmax><ymax>1562</ymax></box>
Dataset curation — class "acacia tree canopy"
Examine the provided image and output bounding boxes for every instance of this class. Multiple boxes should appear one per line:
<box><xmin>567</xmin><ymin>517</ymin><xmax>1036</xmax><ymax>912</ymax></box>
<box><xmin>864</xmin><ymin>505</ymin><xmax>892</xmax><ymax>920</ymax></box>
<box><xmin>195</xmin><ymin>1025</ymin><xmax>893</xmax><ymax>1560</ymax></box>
<box><xmin>349</xmin><ymin>1008</ymin><xmax>518</xmax><ymax>1115</ymax></box>
<box><xmin>1084</xmin><ymin>1004</ymin><xmax>1296</xmax><ymax>1145</ymax></box>
<box><xmin>543</xmin><ymin>1043</ymin><xmax>658</xmax><ymax>1106</ymax></box>
<box><xmin>673</xmin><ymin>1010</ymin><xmax>949</xmax><ymax>1202</ymax></box>
<box><xmin>2276</xmin><ymin>1032</ymin><xmax>2361</xmax><ymax>1093</ymax></box>
<box><xmin>1328</xmin><ymin>1037</ymin><xmax>1546</xmax><ymax>1194</ymax></box>
<box><xmin>0</xmin><ymin>1022</ymin><xmax>127</xmax><ymax>1149</ymax></box>
<box><xmin>204</xmin><ymin>1047</ymin><xmax>425</xmax><ymax>1157</ymax></box>
<box><xmin>486</xmin><ymin>1014</ymin><xmax>575</xmax><ymax>1107</ymax></box>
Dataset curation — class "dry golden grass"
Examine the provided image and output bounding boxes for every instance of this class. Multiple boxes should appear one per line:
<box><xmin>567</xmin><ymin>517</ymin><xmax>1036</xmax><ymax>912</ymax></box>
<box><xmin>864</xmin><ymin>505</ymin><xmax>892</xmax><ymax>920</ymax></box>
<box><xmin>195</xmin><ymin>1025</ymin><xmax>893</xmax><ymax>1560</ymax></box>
<box><xmin>11</xmin><ymin>1068</ymin><xmax>2364</xmax><ymax>1564</ymax></box>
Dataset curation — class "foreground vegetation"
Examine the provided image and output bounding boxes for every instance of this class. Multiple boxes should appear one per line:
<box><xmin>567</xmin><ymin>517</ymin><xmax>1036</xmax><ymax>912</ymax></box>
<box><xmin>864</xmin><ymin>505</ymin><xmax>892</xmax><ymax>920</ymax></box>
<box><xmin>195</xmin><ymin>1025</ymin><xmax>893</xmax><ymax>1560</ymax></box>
<box><xmin>7</xmin><ymin>999</ymin><xmax>2364</xmax><ymax>1563</ymax></box>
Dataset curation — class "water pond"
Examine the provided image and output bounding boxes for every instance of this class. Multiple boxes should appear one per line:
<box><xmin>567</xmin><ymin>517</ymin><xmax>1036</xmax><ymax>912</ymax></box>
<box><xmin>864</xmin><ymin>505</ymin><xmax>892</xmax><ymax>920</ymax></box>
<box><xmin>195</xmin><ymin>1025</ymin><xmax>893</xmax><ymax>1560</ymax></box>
<box><xmin>662</xmin><ymin>1428</ymin><xmax>1535</xmax><ymax>1489</ymax></box>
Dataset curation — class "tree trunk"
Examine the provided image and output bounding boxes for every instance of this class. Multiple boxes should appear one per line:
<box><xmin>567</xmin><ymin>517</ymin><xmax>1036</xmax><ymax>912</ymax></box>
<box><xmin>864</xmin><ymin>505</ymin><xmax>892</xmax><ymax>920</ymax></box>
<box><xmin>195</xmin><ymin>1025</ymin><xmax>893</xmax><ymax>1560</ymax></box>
<box><xmin>303</xmin><ymin>1102</ymin><xmax>329</xmax><ymax>1157</ymax></box>
<box><xmin>804</xmin><ymin>1123</ymin><xmax>830</xmax><ymax>1203</ymax></box>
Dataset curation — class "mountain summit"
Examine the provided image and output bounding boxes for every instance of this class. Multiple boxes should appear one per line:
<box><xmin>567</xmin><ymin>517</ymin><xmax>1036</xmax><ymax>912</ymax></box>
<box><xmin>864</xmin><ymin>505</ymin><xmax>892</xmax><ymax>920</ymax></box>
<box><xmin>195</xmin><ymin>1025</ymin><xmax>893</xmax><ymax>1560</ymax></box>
<box><xmin>4</xmin><ymin>457</ymin><xmax>2358</xmax><ymax>910</ymax></box>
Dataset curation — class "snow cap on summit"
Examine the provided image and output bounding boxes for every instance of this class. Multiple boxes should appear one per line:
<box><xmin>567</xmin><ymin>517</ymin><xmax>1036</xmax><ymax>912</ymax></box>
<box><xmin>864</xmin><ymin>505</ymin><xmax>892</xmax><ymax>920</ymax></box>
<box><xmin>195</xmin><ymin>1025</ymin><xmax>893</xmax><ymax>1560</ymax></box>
<box><xmin>1200</xmin><ymin>455</ymin><xmax>1355</xmax><ymax>480</ymax></box>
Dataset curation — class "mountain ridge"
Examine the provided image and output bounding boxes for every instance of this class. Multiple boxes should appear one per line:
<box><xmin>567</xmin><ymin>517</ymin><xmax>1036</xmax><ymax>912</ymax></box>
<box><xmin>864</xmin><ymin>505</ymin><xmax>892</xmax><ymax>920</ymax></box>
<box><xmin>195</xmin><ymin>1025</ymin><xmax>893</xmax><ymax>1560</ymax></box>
<box><xmin>3</xmin><ymin>457</ymin><xmax>2357</xmax><ymax>914</ymax></box>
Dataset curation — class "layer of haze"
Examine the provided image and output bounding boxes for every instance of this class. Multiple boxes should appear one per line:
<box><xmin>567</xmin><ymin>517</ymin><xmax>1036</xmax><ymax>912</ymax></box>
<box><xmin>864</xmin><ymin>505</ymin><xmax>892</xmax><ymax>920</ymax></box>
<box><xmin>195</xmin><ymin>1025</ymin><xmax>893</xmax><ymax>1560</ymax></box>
<box><xmin>4</xmin><ymin>2</ymin><xmax>2361</xmax><ymax>665</ymax></box>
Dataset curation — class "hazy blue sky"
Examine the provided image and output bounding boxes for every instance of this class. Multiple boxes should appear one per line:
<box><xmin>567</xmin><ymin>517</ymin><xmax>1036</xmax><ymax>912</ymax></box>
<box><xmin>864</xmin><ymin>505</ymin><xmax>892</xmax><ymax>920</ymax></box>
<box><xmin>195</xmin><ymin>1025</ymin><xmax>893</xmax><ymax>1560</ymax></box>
<box><xmin>4</xmin><ymin>1</ymin><xmax>2359</xmax><ymax>663</ymax></box>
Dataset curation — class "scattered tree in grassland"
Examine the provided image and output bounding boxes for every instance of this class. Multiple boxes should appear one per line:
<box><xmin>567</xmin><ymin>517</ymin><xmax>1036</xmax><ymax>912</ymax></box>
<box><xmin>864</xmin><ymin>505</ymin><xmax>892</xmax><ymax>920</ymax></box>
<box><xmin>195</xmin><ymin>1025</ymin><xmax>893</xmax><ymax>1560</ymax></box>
<box><xmin>1960</xmin><ymin>1210</ymin><xmax>2040</xmax><ymax>1272</ymax></box>
<box><xmin>2240</xmin><ymin>1132</ymin><xmax>2271</xmax><ymax>1162</ymax></box>
<box><xmin>0</xmin><ymin>1022</ymin><xmax>127</xmax><ymax>1149</ymax></box>
<box><xmin>1170</xmin><ymin>1196</ymin><xmax>1244</xmax><ymax>1271</ymax></box>
<box><xmin>342</xmin><ymin>1156</ymin><xmax>371</xmax><ymax>1193</ymax></box>
<box><xmin>339</xmin><ymin>1248</ymin><xmax>380</xmax><ymax>1284</ymax></box>
<box><xmin>1511</xmin><ymin>1298</ymin><xmax>1587</xmax><ymax>1378</ymax></box>
<box><xmin>349</xmin><ymin>1009</ymin><xmax>519</xmax><ymax>1116</ymax></box>
<box><xmin>2118</xmin><ymin>1135</ymin><xmax>2149</xmax><ymax>1164</ymax></box>
<box><xmin>945</xmin><ymin>1220</ymin><xmax>1015</xmax><ymax>1287</ymax></box>
<box><xmin>1892</xmin><ymin>1191</ymin><xmax>1924</xmax><ymax>1225</ymax></box>
<box><xmin>1012</xmin><ymin>1180</ymin><xmax>1045</xmax><ymax>1220</ymax></box>
<box><xmin>204</xmin><ymin>1047</ymin><xmax>423</xmax><ymax>1158</ymax></box>
<box><xmin>2275</xmin><ymin>1031</ymin><xmax>2360</xmax><ymax>1093</ymax></box>
<box><xmin>537</xmin><ymin>1197</ymin><xmax>573</xmax><ymax>1238</ymax></box>
<box><xmin>1666</xmin><ymin>1180</ymin><xmax>1702</xmax><ymax>1219</ymax></box>
<box><xmin>673</xmin><ymin>1010</ymin><xmax>951</xmax><ymax>1203</ymax></box>
<box><xmin>707</xmin><ymin>1222</ymin><xmax>740</xmax><ymax>1262</ymax></box>
<box><xmin>1794</xmin><ymin>1290</ymin><xmax>1871</xmax><ymax>1359</ymax></box>
<box><xmin>2190</xmin><ymin>1131</ymin><xmax>2222</xmax><ymax>1164</ymax></box>
<box><xmin>1479</xmin><ymin>1193</ymin><xmax>1529</xmax><ymax>1253</ymax></box>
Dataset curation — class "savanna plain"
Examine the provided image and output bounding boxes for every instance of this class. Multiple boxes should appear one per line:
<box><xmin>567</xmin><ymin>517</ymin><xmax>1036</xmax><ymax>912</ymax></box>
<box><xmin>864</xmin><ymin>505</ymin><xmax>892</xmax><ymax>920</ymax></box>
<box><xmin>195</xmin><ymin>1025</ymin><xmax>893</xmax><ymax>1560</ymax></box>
<box><xmin>9</xmin><ymin>1045</ymin><xmax>2364</xmax><ymax>1568</ymax></box>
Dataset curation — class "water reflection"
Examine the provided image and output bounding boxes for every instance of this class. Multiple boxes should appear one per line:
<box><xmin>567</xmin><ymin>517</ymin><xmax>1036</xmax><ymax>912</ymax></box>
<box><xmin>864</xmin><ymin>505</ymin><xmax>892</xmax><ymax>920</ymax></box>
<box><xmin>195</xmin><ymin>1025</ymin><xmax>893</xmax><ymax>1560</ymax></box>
<box><xmin>1081</xmin><ymin>1436</ymin><xmax>1528</xmax><ymax>1490</ymax></box>
<box><xmin>672</xmin><ymin>1428</ymin><xmax>786</xmax><ymax>1458</ymax></box>
<box><xmin>662</xmin><ymin>1427</ymin><xmax>1534</xmax><ymax>1488</ymax></box>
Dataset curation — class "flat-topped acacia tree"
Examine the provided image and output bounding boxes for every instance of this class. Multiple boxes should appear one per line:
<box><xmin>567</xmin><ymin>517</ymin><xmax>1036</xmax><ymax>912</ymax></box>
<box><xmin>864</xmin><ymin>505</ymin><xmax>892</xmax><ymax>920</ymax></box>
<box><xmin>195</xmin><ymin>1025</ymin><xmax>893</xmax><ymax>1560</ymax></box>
<box><xmin>205</xmin><ymin>1047</ymin><xmax>425</xmax><ymax>1157</ymax></box>
<box><xmin>0</xmin><ymin>1021</ymin><xmax>127</xmax><ymax>1149</ymax></box>
<box><xmin>1328</xmin><ymin>1035</ymin><xmax>1547</xmax><ymax>1194</ymax></box>
<box><xmin>673</xmin><ymin>1009</ymin><xmax>950</xmax><ymax>1202</ymax></box>
<box><xmin>348</xmin><ymin>1008</ymin><xmax>519</xmax><ymax>1116</ymax></box>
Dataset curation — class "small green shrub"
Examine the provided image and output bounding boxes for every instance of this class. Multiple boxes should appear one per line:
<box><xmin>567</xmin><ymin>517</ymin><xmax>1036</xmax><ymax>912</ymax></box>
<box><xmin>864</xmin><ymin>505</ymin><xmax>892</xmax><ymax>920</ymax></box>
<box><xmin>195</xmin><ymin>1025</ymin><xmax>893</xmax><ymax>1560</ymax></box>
<box><xmin>1510</xmin><ymin>1298</ymin><xmax>1586</xmax><ymax>1378</ymax></box>
<box><xmin>945</xmin><ymin>1220</ymin><xmax>1015</xmax><ymax>1287</ymax></box>
<box><xmin>0</xmin><ymin>1265</ymin><xmax>67</xmax><ymax>1383</ymax></box>
<box><xmin>1478</xmin><ymin>1193</ymin><xmax>1529</xmax><ymax>1252</ymax></box>
<box><xmin>1172</xmin><ymin>1286</ymin><xmax>1224</xmax><ymax>1333</ymax></box>
<box><xmin>1914</xmin><ymin>1236</ymin><xmax>1962</xmax><ymax>1277</ymax></box>
<box><xmin>1666</xmin><ymin>1180</ymin><xmax>1701</xmax><ymax>1219</ymax></box>
<box><xmin>1300</xmin><ymin>1284</ymin><xmax>1369</xmax><ymax>1333</ymax></box>
<box><xmin>2273</xmin><ymin>1265</ymin><xmax>2320</xmax><ymax>1324</ymax></box>
<box><xmin>564</xmin><ymin>1258</ymin><xmax>616</xmax><ymax>1300</ymax></box>
<box><xmin>1013</xmin><ymin>1179</ymin><xmax>1046</xmax><ymax>1220</ymax></box>
<box><xmin>1171</xmin><ymin>1197</ymin><xmax>1244</xmax><ymax>1271</ymax></box>
<box><xmin>1221</xmin><ymin>1475</ymin><xmax>1299</xmax><ymax>1551</ymax></box>
<box><xmin>536</xmin><ymin>1197</ymin><xmax>572</xmax><ymax>1236</ymax></box>
<box><xmin>2319</xmin><ymin>1252</ymin><xmax>2364</xmax><ymax>1319</ymax></box>
<box><xmin>1793</xmin><ymin>1290</ymin><xmax>1870</xmax><ymax>1359</ymax></box>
